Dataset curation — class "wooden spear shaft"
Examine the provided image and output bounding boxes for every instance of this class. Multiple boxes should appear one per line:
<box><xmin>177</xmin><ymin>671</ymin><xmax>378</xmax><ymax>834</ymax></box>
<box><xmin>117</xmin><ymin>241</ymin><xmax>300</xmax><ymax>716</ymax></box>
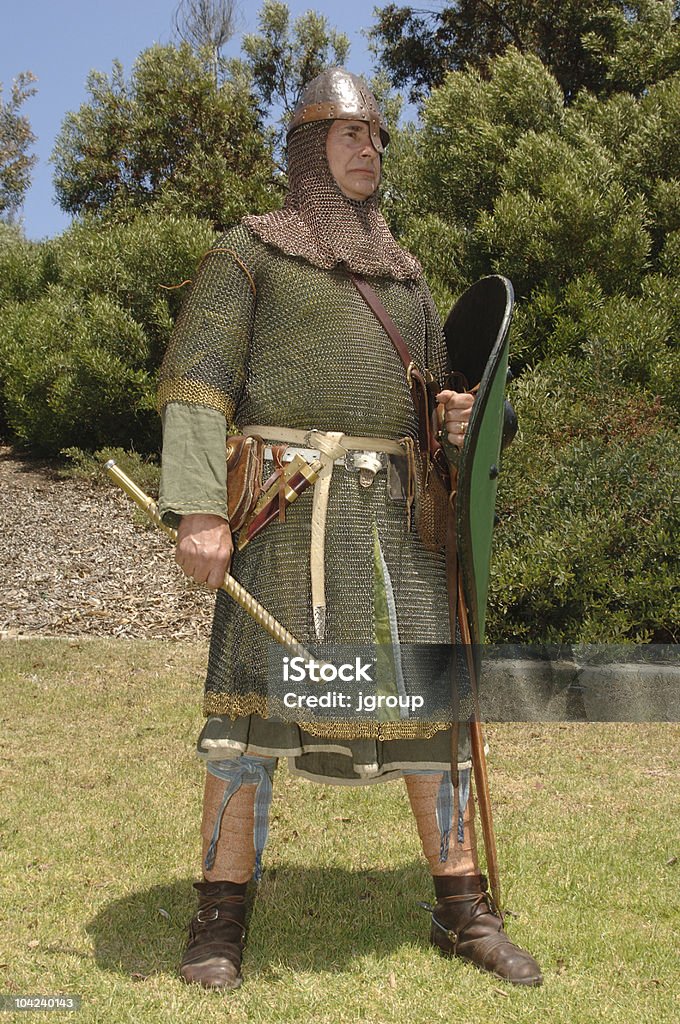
<box><xmin>457</xmin><ymin>571</ymin><xmax>502</xmax><ymax>911</ymax></box>
<box><xmin>104</xmin><ymin>459</ymin><xmax>318</xmax><ymax>663</ymax></box>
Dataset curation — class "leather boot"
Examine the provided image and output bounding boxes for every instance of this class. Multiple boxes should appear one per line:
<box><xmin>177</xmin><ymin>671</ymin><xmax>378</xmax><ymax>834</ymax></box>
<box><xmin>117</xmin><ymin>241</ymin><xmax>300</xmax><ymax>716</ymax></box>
<box><xmin>425</xmin><ymin>874</ymin><xmax>543</xmax><ymax>986</ymax></box>
<box><xmin>179</xmin><ymin>880</ymin><xmax>248</xmax><ymax>989</ymax></box>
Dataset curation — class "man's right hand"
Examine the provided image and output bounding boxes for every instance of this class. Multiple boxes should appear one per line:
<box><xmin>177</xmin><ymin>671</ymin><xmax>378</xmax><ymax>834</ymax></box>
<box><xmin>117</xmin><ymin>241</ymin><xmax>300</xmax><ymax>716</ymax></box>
<box><xmin>175</xmin><ymin>514</ymin><xmax>233</xmax><ymax>590</ymax></box>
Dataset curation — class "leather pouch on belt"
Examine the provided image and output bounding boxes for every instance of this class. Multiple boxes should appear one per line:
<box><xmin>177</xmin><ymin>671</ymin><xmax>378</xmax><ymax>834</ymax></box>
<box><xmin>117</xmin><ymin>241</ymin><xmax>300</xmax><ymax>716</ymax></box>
<box><xmin>226</xmin><ymin>434</ymin><xmax>265</xmax><ymax>530</ymax></box>
<box><xmin>387</xmin><ymin>454</ymin><xmax>409</xmax><ymax>502</ymax></box>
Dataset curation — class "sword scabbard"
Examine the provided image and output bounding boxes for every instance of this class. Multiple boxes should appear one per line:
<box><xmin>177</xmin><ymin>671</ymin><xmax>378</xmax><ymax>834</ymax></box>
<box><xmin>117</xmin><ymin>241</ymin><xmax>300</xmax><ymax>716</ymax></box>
<box><xmin>237</xmin><ymin>455</ymin><xmax>320</xmax><ymax>550</ymax></box>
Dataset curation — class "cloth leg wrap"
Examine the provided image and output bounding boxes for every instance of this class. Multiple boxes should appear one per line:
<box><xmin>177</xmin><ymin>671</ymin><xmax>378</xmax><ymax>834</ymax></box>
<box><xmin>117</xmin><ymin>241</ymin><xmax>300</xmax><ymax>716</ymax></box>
<box><xmin>404</xmin><ymin>768</ymin><xmax>478</xmax><ymax>876</ymax></box>
<box><xmin>202</xmin><ymin>756</ymin><xmax>276</xmax><ymax>883</ymax></box>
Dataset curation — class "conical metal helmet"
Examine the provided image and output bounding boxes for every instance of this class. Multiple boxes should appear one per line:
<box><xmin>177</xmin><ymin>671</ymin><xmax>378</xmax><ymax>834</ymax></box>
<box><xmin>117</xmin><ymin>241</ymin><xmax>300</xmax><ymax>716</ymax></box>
<box><xmin>288</xmin><ymin>67</ymin><xmax>390</xmax><ymax>152</ymax></box>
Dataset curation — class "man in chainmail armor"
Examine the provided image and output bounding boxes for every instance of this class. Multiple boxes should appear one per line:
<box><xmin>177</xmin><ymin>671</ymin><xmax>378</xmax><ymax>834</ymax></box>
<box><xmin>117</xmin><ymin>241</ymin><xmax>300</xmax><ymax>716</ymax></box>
<box><xmin>158</xmin><ymin>67</ymin><xmax>542</xmax><ymax>990</ymax></box>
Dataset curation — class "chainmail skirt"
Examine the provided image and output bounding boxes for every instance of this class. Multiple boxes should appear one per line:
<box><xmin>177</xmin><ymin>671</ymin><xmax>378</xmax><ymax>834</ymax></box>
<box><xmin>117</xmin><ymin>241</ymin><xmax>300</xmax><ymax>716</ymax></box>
<box><xmin>198</xmin><ymin>445</ymin><xmax>472</xmax><ymax>783</ymax></box>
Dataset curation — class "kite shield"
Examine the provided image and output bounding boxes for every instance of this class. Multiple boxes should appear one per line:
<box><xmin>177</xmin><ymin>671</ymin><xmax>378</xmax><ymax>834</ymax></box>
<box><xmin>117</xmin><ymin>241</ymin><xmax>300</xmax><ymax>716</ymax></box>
<box><xmin>441</xmin><ymin>275</ymin><xmax>514</xmax><ymax>911</ymax></box>
<box><xmin>444</xmin><ymin>275</ymin><xmax>514</xmax><ymax>648</ymax></box>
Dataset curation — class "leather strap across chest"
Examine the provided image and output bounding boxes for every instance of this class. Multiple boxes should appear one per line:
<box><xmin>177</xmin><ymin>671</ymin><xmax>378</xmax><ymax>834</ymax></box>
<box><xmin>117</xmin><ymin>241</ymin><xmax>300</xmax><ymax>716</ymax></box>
<box><xmin>349</xmin><ymin>274</ymin><xmax>438</xmax><ymax>462</ymax></box>
<box><xmin>350</xmin><ymin>274</ymin><xmax>415</xmax><ymax>375</ymax></box>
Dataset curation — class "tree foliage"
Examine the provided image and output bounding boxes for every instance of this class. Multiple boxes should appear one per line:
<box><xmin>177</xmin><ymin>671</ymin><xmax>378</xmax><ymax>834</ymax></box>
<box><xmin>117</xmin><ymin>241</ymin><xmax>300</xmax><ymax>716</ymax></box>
<box><xmin>0</xmin><ymin>71</ymin><xmax>38</xmax><ymax>220</ymax></box>
<box><xmin>173</xmin><ymin>0</ymin><xmax>238</xmax><ymax>83</ymax></box>
<box><xmin>0</xmin><ymin>212</ymin><xmax>215</xmax><ymax>454</ymax></box>
<box><xmin>383</xmin><ymin>48</ymin><xmax>678</xmax><ymax>321</ymax></box>
<box><xmin>378</xmin><ymin>46</ymin><xmax>680</xmax><ymax>641</ymax></box>
<box><xmin>370</xmin><ymin>1</ymin><xmax>680</xmax><ymax>103</ymax></box>
<box><xmin>52</xmin><ymin>44</ymin><xmax>278</xmax><ymax>230</ymax></box>
<box><xmin>241</xmin><ymin>0</ymin><xmax>350</xmax><ymax>156</ymax></box>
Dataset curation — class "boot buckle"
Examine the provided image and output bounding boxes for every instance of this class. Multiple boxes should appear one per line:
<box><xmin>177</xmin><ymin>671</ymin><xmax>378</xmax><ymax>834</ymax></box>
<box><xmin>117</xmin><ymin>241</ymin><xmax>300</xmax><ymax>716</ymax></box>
<box><xmin>196</xmin><ymin>906</ymin><xmax>219</xmax><ymax>924</ymax></box>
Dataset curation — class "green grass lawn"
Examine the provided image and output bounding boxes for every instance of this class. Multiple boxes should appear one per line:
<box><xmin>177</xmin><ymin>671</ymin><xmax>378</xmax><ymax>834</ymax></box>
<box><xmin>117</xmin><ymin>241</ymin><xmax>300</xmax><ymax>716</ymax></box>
<box><xmin>1</xmin><ymin>638</ymin><xmax>678</xmax><ymax>1023</ymax></box>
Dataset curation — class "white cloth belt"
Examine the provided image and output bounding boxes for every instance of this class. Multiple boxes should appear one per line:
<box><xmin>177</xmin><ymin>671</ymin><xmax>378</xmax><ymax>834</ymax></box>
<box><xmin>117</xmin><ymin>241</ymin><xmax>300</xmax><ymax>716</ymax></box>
<box><xmin>242</xmin><ymin>425</ymin><xmax>405</xmax><ymax>641</ymax></box>
<box><xmin>244</xmin><ymin>425</ymin><xmax>403</xmax><ymax>456</ymax></box>
<box><xmin>263</xmin><ymin>445</ymin><xmax>348</xmax><ymax>465</ymax></box>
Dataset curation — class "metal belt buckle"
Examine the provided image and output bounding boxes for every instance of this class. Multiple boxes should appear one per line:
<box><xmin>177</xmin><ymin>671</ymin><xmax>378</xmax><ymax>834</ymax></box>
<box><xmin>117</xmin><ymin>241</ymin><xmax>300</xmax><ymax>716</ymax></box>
<box><xmin>263</xmin><ymin>445</ymin><xmax>319</xmax><ymax>464</ymax></box>
<box><xmin>345</xmin><ymin>450</ymin><xmax>387</xmax><ymax>487</ymax></box>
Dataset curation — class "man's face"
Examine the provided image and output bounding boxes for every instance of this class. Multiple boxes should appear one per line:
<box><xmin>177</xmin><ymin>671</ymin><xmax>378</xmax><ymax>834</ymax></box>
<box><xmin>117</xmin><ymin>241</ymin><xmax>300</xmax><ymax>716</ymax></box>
<box><xmin>325</xmin><ymin>119</ymin><xmax>381</xmax><ymax>201</ymax></box>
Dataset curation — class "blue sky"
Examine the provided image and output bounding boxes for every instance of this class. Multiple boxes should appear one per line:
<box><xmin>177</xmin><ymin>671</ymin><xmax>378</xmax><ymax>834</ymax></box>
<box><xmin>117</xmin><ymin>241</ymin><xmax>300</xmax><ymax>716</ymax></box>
<box><xmin>1</xmin><ymin>0</ymin><xmax>387</xmax><ymax>240</ymax></box>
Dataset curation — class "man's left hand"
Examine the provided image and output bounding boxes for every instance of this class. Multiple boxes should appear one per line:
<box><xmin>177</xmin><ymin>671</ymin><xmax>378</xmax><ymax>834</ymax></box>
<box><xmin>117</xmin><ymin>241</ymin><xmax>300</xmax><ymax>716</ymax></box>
<box><xmin>436</xmin><ymin>389</ymin><xmax>475</xmax><ymax>445</ymax></box>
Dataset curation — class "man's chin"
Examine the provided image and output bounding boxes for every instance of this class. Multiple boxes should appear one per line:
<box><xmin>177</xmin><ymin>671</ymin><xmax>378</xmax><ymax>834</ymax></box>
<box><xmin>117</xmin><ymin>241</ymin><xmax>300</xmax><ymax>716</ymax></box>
<box><xmin>347</xmin><ymin>179</ymin><xmax>378</xmax><ymax>200</ymax></box>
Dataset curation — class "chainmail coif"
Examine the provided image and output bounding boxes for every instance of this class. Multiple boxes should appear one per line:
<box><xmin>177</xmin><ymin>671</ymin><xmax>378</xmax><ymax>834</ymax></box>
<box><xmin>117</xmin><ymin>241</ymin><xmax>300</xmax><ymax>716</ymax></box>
<box><xmin>243</xmin><ymin>121</ymin><xmax>422</xmax><ymax>281</ymax></box>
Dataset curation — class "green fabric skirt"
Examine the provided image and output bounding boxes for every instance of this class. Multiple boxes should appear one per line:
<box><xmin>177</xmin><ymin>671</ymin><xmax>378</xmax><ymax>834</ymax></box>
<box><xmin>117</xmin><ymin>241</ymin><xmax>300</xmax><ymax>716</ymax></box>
<box><xmin>196</xmin><ymin>715</ymin><xmax>471</xmax><ymax>785</ymax></box>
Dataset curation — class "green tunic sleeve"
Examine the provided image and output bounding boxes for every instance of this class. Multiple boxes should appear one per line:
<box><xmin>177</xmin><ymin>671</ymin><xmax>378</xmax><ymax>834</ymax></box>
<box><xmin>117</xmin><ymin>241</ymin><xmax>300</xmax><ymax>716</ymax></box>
<box><xmin>157</xmin><ymin>226</ymin><xmax>258</xmax><ymax>527</ymax></box>
<box><xmin>158</xmin><ymin>404</ymin><xmax>228</xmax><ymax>528</ymax></box>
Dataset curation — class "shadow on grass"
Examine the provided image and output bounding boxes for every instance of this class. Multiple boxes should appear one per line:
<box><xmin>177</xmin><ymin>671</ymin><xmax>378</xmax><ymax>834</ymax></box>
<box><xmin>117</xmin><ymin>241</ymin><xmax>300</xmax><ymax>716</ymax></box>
<box><xmin>87</xmin><ymin>863</ymin><xmax>433</xmax><ymax>980</ymax></box>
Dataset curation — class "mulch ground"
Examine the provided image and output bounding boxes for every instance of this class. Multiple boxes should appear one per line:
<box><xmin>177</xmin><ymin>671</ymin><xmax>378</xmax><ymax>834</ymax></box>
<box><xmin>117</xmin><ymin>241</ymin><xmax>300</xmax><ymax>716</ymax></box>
<box><xmin>0</xmin><ymin>446</ymin><xmax>213</xmax><ymax>640</ymax></box>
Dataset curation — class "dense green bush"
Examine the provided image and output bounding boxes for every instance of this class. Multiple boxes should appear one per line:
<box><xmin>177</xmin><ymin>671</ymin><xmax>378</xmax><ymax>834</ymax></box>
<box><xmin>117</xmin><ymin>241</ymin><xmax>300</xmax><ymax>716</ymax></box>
<box><xmin>489</xmin><ymin>362</ymin><xmax>679</xmax><ymax>643</ymax></box>
<box><xmin>379</xmin><ymin>49</ymin><xmax>679</xmax><ymax>642</ymax></box>
<box><xmin>52</xmin><ymin>213</ymin><xmax>214</xmax><ymax>365</ymax></box>
<box><xmin>0</xmin><ymin>223</ymin><xmax>58</xmax><ymax>305</ymax></box>
<box><xmin>1</xmin><ymin>287</ymin><xmax>154</xmax><ymax>452</ymax></box>
<box><xmin>0</xmin><ymin>212</ymin><xmax>214</xmax><ymax>454</ymax></box>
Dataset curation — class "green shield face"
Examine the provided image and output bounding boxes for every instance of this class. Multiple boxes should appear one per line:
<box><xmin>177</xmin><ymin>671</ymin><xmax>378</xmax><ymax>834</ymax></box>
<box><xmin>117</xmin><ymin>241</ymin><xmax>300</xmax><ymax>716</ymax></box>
<box><xmin>443</xmin><ymin>276</ymin><xmax>514</xmax><ymax>645</ymax></box>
